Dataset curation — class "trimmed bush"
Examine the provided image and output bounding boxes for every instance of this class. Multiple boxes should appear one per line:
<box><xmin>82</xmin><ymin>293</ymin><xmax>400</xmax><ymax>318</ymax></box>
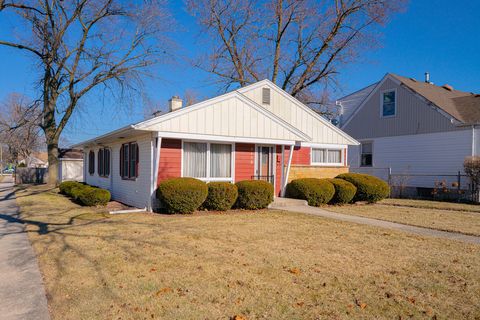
<box><xmin>157</xmin><ymin>177</ymin><xmax>208</xmax><ymax>213</ymax></box>
<box><xmin>78</xmin><ymin>187</ymin><xmax>111</xmax><ymax>206</ymax></box>
<box><xmin>203</xmin><ymin>182</ymin><xmax>238</xmax><ymax>211</ymax></box>
<box><xmin>285</xmin><ymin>178</ymin><xmax>335</xmax><ymax>206</ymax></box>
<box><xmin>327</xmin><ymin>178</ymin><xmax>357</xmax><ymax>204</ymax></box>
<box><xmin>235</xmin><ymin>180</ymin><xmax>274</xmax><ymax>210</ymax></box>
<box><xmin>59</xmin><ymin>181</ymin><xmax>81</xmax><ymax>195</ymax></box>
<box><xmin>336</xmin><ymin>173</ymin><xmax>389</xmax><ymax>203</ymax></box>
<box><xmin>69</xmin><ymin>184</ymin><xmax>90</xmax><ymax>201</ymax></box>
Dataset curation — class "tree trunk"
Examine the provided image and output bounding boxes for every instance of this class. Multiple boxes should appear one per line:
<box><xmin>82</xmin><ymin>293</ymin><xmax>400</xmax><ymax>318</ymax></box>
<box><xmin>46</xmin><ymin>136</ymin><xmax>59</xmax><ymax>185</ymax></box>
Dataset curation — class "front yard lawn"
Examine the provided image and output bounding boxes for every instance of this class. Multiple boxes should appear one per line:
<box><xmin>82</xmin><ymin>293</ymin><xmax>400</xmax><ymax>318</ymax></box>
<box><xmin>16</xmin><ymin>185</ymin><xmax>480</xmax><ymax>319</ymax></box>
<box><xmin>327</xmin><ymin>199</ymin><xmax>480</xmax><ymax>236</ymax></box>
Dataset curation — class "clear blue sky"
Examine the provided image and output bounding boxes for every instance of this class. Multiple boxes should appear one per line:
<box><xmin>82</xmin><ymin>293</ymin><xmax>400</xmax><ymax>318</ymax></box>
<box><xmin>0</xmin><ymin>0</ymin><xmax>479</xmax><ymax>145</ymax></box>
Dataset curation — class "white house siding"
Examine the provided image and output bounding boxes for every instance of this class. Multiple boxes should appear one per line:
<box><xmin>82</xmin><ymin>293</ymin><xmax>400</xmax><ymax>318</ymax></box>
<box><xmin>239</xmin><ymin>83</ymin><xmax>357</xmax><ymax>145</ymax></box>
<box><xmin>143</xmin><ymin>95</ymin><xmax>301</xmax><ymax>141</ymax></box>
<box><xmin>349</xmin><ymin>129</ymin><xmax>473</xmax><ymax>188</ymax></box>
<box><xmin>59</xmin><ymin>159</ymin><xmax>83</xmax><ymax>182</ymax></box>
<box><xmin>84</xmin><ymin>133</ymin><xmax>153</xmax><ymax>208</ymax></box>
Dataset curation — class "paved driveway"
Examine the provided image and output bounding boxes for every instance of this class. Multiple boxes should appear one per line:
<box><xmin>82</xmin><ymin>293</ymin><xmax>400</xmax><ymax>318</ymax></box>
<box><xmin>0</xmin><ymin>176</ymin><xmax>50</xmax><ymax>320</ymax></box>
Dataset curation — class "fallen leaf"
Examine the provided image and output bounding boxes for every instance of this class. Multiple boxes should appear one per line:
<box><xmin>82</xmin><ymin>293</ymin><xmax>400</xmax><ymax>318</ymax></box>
<box><xmin>150</xmin><ymin>268</ymin><xmax>157</xmax><ymax>272</ymax></box>
<box><xmin>231</xmin><ymin>315</ymin><xmax>247</xmax><ymax>320</ymax></box>
<box><xmin>288</xmin><ymin>267</ymin><xmax>301</xmax><ymax>275</ymax></box>
<box><xmin>155</xmin><ymin>287</ymin><xmax>173</xmax><ymax>296</ymax></box>
<box><xmin>360</xmin><ymin>303</ymin><xmax>367</xmax><ymax>309</ymax></box>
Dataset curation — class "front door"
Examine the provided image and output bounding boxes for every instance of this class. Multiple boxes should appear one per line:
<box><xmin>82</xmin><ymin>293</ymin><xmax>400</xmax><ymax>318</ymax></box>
<box><xmin>256</xmin><ymin>146</ymin><xmax>274</xmax><ymax>184</ymax></box>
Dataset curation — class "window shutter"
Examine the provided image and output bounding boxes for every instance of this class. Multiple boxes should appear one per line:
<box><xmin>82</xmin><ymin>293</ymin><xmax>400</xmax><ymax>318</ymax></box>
<box><xmin>262</xmin><ymin>88</ymin><xmax>270</xmax><ymax>105</ymax></box>
<box><xmin>135</xmin><ymin>143</ymin><xmax>139</xmax><ymax>177</ymax></box>
<box><xmin>120</xmin><ymin>145</ymin><xmax>124</xmax><ymax>177</ymax></box>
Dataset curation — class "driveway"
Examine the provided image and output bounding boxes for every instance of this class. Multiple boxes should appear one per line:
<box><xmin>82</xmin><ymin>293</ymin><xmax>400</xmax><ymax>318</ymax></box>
<box><xmin>0</xmin><ymin>176</ymin><xmax>50</xmax><ymax>320</ymax></box>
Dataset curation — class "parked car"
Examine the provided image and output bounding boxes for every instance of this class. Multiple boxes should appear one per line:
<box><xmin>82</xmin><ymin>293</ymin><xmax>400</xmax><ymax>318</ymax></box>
<box><xmin>2</xmin><ymin>167</ymin><xmax>14</xmax><ymax>174</ymax></box>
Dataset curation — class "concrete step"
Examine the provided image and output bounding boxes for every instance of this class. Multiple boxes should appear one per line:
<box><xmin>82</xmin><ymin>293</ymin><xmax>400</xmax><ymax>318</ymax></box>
<box><xmin>268</xmin><ymin>197</ymin><xmax>308</xmax><ymax>209</ymax></box>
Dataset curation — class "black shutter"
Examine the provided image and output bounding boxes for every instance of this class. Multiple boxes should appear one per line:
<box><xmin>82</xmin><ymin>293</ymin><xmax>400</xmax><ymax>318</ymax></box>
<box><xmin>120</xmin><ymin>145</ymin><xmax>124</xmax><ymax>177</ymax></box>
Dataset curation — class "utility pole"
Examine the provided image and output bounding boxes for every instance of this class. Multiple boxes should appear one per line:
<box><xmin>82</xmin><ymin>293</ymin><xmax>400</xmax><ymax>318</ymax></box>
<box><xmin>0</xmin><ymin>144</ymin><xmax>3</xmax><ymax>177</ymax></box>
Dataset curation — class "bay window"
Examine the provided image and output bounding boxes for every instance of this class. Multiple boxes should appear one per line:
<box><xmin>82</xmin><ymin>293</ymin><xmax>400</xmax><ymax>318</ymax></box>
<box><xmin>311</xmin><ymin>148</ymin><xmax>343</xmax><ymax>166</ymax></box>
<box><xmin>183</xmin><ymin>142</ymin><xmax>233</xmax><ymax>181</ymax></box>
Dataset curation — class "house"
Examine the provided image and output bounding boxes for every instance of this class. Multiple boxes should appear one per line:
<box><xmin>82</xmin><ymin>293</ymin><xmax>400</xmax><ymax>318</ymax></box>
<box><xmin>58</xmin><ymin>148</ymin><xmax>84</xmax><ymax>182</ymax></box>
<box><xmin>73</xmin><ymin>80</ymin><xmax>358</xmax><ymax>210</ymax></box>
<box><xmin>337</xmin><ymin>72</ymin><xmax>480</xmax><ymax>196</ymax></box>
<box><xmin>19</xmin><ymin>152</ymin><xmax>48</xmax><ymax>168</ymax></box>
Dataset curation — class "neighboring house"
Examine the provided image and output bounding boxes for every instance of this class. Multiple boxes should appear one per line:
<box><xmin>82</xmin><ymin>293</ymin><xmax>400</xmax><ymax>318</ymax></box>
<box><xmin>74</xmin><ymin>79</ymin><xmax>358</xmax><ymax>210</ymax></box>
<box><xmin>19</xmin><ymin>152</ymin><xmax>49</xmax><ymax>168</ymax></box>
<box><xmin>338</xmin><ymin>72</ymin><xmax>480</xmax><ymax>194</ymax></box>
<box><xmin>58</xmin><ymin>148</ymin><xmax>84</xmax><ymax>182</ymax></box>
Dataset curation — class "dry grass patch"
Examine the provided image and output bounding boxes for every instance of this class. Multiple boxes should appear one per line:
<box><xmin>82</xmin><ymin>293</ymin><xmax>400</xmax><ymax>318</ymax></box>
<box><xmin>16</xmin><ymin>185</ymin><xmax>480</xmax><ymax>319</ymax></box>
<box><xmin>381</xmin><ymin>198</ymin><xmax>480</xmax><ymax>213</ymax></box>
<box><xmin>328</xmin><ymin>201</ymin><xmax>480</xmax><ymax>236</ymax></box>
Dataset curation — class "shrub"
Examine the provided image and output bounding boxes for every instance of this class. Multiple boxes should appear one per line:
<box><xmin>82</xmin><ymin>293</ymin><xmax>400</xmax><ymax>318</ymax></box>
<box><xmin>336</xmin><ymin>173</ymin><xmax>389</xmax><ymax>203</ymax></box>
<box><xmin>285</xmin><ymin>178</ymin><xmax>335</xmax><ymax>206</ymax></box>
<box><xmin>59</xmin><ymin>181</ymin><xmax>81</xmax><ymax>195</ymax></box>
<box><xmin>203</xmin><ymin>182</ymin><xmax>238</xmax><ymax>211</ymax></box>
<box><xmin>327</xmin><ymin>178</ymin><xmax>357</xmax><ymax>204</ymax></box>
<box><xmin>78</xmin><ymin>187</ymin><xmax>111</xmax><ymax>206</ymax></box>
<box><xmin>235</xmin><ymin>180</ymin><xmax>274</xmax><ymax>210</ymax></box>
<box><xmin>157</xmin><ymin>178</ymin><xmax>208</xmax><ymax>213</ymax></box>
<box><xmin>69</xmin><ymin>184</ymin><xmax>89</xmax><ymax>201</ymax></box>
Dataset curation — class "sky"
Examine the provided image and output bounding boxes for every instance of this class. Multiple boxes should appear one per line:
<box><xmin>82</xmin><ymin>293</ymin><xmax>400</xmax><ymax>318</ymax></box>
<box><xmin>0</xmin><ymin>0</ymin><xmax>479</xmax><ymax>145</ymax></box>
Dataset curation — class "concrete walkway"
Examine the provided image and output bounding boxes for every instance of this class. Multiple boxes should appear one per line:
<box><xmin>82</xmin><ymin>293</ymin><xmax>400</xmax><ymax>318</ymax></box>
<box><xmin>0</xmin><ymin>176</ymin><xmax>50</xmax><ymax>320</ymax></box>
<box><xmin>280</xmin><ymin>205</ymin><xmax>480</xmax><ymax>245</ymax></box>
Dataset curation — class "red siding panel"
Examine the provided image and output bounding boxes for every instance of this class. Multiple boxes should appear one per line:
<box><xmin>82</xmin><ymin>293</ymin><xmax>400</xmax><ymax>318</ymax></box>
<box><xmin>235</xmin><ymin>143</ymin><xmax>255</xmax><ymax>182</ymax></box>
<box><xmin>157</xmin><ymin>139</ymin><xmax>181</xmax><ymax>184</ymax></box>
<box><xmin>291</xmin><ymin>146</ymin><xmax>310</xmax><ymax>165</ymax></box>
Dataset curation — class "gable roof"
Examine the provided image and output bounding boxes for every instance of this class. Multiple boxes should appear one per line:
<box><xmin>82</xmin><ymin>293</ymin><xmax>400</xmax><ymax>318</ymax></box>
<box><xmin>238</xmin><ymin>79</ymin><xmax>359</xmax><ymax>145</ymax></box>
<box><xmin>390</xmin><ymin>74</ymin><xmax>480</xmax><ymax>124</ymax></box>
<box><xmin>59</xmin><ymin>148</ymin><xmax>83</xmax><ymax>160</ymax></box>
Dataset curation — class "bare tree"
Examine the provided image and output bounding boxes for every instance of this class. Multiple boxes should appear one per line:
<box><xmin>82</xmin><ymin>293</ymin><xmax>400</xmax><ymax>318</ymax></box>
<box><xmin>187</xmin><ymin>0</ymin><xmax>405</xmax><ymax>108</ymax></box>
<box><xmin>0</xmin><ymin>93</ymin><xmax>43</xmax><ymax>164</ymax></box>
<box><xmin>0</xmin><ymin>0</ymin><xmax>171</xmax><ymax>184</ymax></box>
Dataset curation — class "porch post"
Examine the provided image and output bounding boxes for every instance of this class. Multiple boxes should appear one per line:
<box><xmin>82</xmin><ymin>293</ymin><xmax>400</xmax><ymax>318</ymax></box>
<box><xmin>150</xmin><ymin>133</ymin><xmax>162</xmax><ymax>212</ymax></box>
<box><xmin>280</xmin><ymin>145</ymin><xmax>285</xmax><ymax>197</ymax></box>
<box><xmin>281</xmin><ymin>144</ymin><xmax>294</xmax><ymax>197</ymax></box>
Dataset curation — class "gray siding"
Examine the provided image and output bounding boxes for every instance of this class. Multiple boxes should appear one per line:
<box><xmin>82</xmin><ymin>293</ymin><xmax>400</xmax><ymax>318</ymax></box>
<box><xmin>342</xmin><ymin>78</ymin><xmax>460</xmax><ymax>139</ymax></box>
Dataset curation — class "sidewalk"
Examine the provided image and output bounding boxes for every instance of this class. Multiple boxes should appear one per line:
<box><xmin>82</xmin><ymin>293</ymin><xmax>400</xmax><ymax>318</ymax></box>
<box><xmin>279</xmin><ymin>205</ymin><xmax>480</xmax><ymax>245</ymax></box>
<box><xmin>0</xmin><ymin>176</ymin><xmax>50</xmax><ymax>320</ymax></box>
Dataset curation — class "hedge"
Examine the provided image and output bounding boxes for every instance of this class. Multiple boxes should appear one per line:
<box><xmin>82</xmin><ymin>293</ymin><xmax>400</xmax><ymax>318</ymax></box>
<box><xmin>157</xmin><ymin>177</ymin><xmax>208</xmax><ymax>213</ymax></box>
<box><xmin>327</xmin><ymin>178</ymin><xmax>357</xmax><ymax>204</ymax></box>
<box><xmin>285</xmin><ymin>178</ymin><xmax>335</xmax><ymax>206</ymax></box>
<box><xmin>59</xmin><ymin>181</ymin><xmax>80</xmax><ymax>195</ymax></box>
<box><xmin>336</xmin><ymin>173</ymin><xmax>389</xmax><ymax>203</ymax></box>
<box><xmin>235</xmin><ymin>180</ymin><xmax>274</xmax><ymax>210</ymax></box>
<box><xmin>203</xmin><ymin>182</ymin><xmax>238</xmax><ymax>211</ymax></box>
<box><xmin>59</xmin><ymin>181</ymin><xmax>111</xmax><ymax>206</ymax></box>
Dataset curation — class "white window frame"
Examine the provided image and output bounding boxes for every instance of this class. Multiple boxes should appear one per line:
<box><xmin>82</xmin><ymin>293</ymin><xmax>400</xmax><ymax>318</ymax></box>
<box><xmin>380</xmin><ymin>88</ymin><xmax>397</xmax><ymax>118</ymax></box>
<box><xmin>310</xmin><ymin>147</ymin><xmax>345</xmax><ymax>167</ymax></box>
<box><xmin>181</xmin><ymin>140</ymin><xmax>235</xmax><ymax>182</ymax></box>
<box><xmin>359</xmin><ymin>140</ymin><xmax>373</xmax><ymax>167</ymax></box>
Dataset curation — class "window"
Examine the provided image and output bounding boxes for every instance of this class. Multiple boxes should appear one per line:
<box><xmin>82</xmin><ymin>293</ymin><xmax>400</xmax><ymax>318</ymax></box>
<box><xmin>98</xmin><ymin>148</ymin><xmax>110</xmax><ymax>177</ymax></box>
<box><xmin>360</xmin><ymin>142</ymin><xmax>373</xmax><ymax>167</ymax></box>
<box><xmin>381</xmin><ymin>90</ymin><xmax>396</xmax><ymax>117</ymax></box>
<box><xmin>88</xmin><ymin>151</ymin><xmax>95</xmax><ymax>175</ymax></box>
<box><xmin>183</xmin><ymin>142</ymin><xmax>232</xmax><ymax>181</ymax></box>
<box><xmin>120</xmin><ymin>142</ymin><xmax>139</xmax><ymax>179</ymax></box>
<box><xmin>311</xmin><ymin>148</ymin><xmax>343</xmax><ymax>165</ymax></box>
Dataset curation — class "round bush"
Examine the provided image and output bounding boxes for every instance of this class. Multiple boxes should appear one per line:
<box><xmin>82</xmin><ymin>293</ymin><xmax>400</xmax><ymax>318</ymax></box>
<box><xmin>285</xmin><ymin>178</ymin><xmax>335</xmax><ymax>206</ymax></box>
<box><xmin>336</xmin><ymin>173</ymin><xmax>390</xmax><ymax>203</ymax></box>
<box><xmin>69</xmin><ymin>184</ymin><xmax>89</xmax><ymax>201</ymax></box>
<box><xmin>203</xmin><ymin>182</ymin><xmax>238</xmax><ymax>211</ymax></box>
<box><xmin>78</xmin><ymin>187</ymin><xmax>111</xmax><ymax>206</ymax></box>
<box><xmin>235</xmin><ymin>180</ymin><xmax>274</xmax><ymax>210</ymax></box>
<box><xmin>327</xmin><ymin>178</ymin><xmax>357</xmax><ymax>204</ymax></box>
<box><xmin>59</xmin><ymin>181</ymin><xmax>81</xmax><ymax>195</ymax></box>
<box><xmin>156</xmin><ymin>178</ymin><xmax>208</xmax><ymax>213</ymax></box>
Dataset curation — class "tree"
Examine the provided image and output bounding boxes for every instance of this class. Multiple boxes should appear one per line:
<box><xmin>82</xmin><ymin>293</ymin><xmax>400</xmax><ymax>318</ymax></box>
<box><xmin>0</xmin><ymin>93</ymin><xmax>43</xmax><ymax>164</ymax></box>
<box><xmin>187</xmin><ymin>0</ymin><xmax>405</xmax><ymax>110</ymax></box>
<box><xmin>464</xmin><ymin>156</ymin><xmax>480</xmax><ymax>202</ymax></box>
<box><xmin>0</xmin><ymin>0</ymin><xmax>171</xmax><ymax>184</ymax></box>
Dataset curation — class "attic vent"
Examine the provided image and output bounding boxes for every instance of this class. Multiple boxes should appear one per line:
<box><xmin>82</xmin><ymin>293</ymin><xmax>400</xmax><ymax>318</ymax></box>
<box><xmin>262</xmin><ymin>87</ymin><xmax>271</xmax><ymax>105</ymax></box>
<box><xmin>442</xmin><ymin>84</ymin><xmax>453</xmax><ymax>91</ymax></box>
<box><xmin>409</xmin><ymin>77</ymin><xmax>417</xmax><ymax>82</ymax></box>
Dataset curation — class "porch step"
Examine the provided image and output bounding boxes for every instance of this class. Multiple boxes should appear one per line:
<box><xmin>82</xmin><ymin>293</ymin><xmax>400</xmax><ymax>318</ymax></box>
<box><xmin>268</xmin><ymin>197</ymin><xmax>308</xmax><ymax>209</ymax></box>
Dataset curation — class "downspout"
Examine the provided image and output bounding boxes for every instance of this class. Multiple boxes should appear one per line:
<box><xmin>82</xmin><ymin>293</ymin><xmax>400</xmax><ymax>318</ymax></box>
<box><xmin>280</xmin><ymin>145</ymin><xmax>285</xmax><ymax>197</ymax></box>
<box><xmin>281</xmin><ymin>144</ymin><xmax>294</xmax><ymax>197</ymax></box>
<box><xmin>472</xmin><ymin>125</ymin><xmax>475</xmax><ymax>156</ymax></box>
<box><xmin>149</xmin><ymin>132</ymin><xmax>162</xmax><ymax>212</ymax></box>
